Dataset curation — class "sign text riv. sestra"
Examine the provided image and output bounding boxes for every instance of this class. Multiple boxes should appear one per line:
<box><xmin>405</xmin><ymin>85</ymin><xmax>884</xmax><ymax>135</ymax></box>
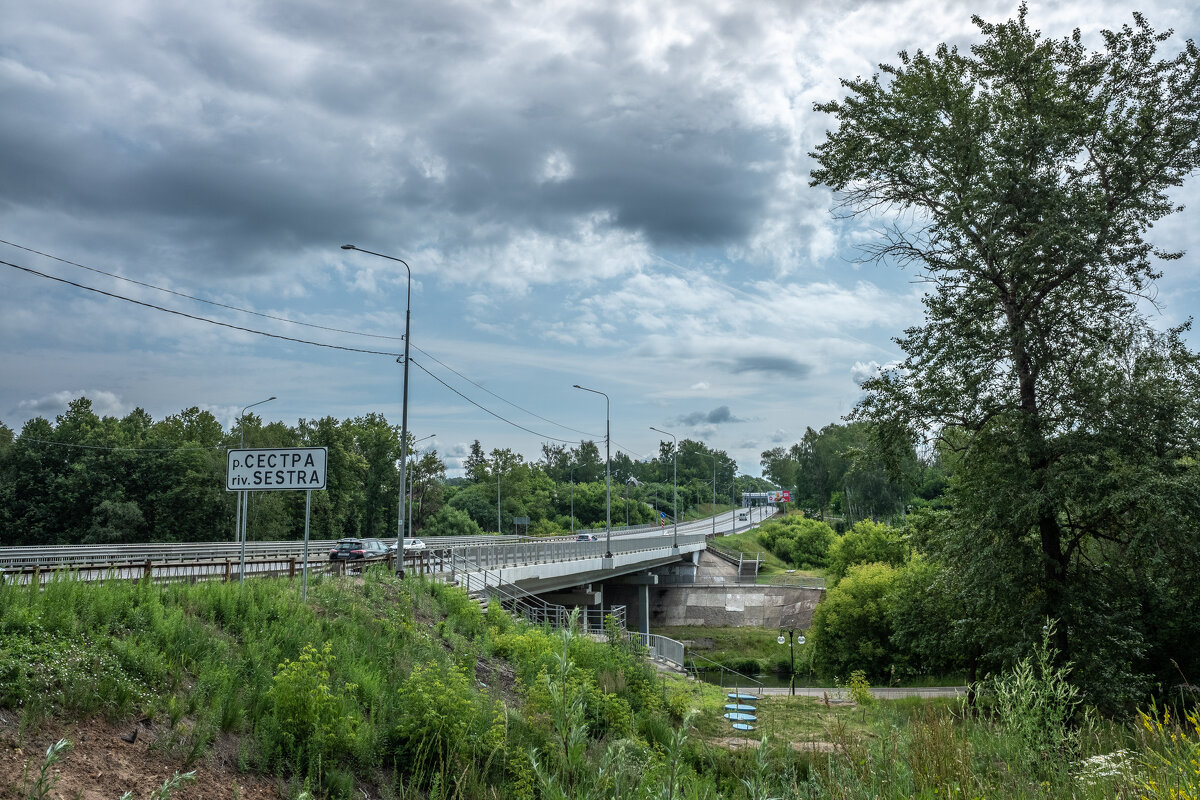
<box><xmin>227</xmin><ymin>447</ymin><xmax>328</xmax><ymax>491</ymax></box>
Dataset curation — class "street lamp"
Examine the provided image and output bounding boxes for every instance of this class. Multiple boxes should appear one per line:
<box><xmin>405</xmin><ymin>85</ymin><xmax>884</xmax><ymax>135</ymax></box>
<box><xmin>573</xmin><ymin>384</ymin><xmax>611</xmax><ymax>558</ymax></box>
<box><xmin>235</xmin><ymin>395</ymin><xmax>275</xmax><ymax>582</ymax></box>
<box><xmin>341</xmin><ymin>244</ymin><xmax>412</xmax><ymax>577</ymax></box>
<box><xmin>407</xmin><ymin>434</ymin><xmax>435</xmax><ymax>540</ymax></box>
<box><xmin>649</xmin><ymin>426</ymin><xmax>679</xmax><ymax>548</ymax></box>
<box><xmin>698</xmin><ymin>451</ymin><xmax>718</xmax><ymax>538</ymax></box>
<box><xmin>569</xmin><ymin>463</ymin><xmax>577</xmax><ymax>535</ymax></box>
<box><xmin>777</xmin><ymin>629</ymin><xmax>806</xmax><ymax>696</ymax></box>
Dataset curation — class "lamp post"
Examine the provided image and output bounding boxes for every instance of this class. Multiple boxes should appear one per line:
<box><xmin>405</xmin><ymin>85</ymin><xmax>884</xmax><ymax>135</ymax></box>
<box><xmin>569</xmin><ymin>463</ymin><xmax>576</xmax><ymax>535</ymax></box>
<box><xmin>341</xmin><ymin>244</ymin><xmax>412</xmax><ymax>577</ymax></box>
<box><xmin>235</xmin><ymin>396</ymin><xmax>275</xmax><ymax>582</ymax></box>
<box><xmin>649</xmin><ymin>426</ymin><xmax>678</xmax><ymax>548</ymax></box>
<box><xmin>698</xmin><ymin>451</ymin><xmax>718</xmax><ymax>538</ymax></box>
<box><xmin>407</xmin><ymin>434</ymin><xmax>435</xmax><ymax>540</ymax></box>
<box><xmin>573</xmin><ymin>385</ymin><xmax>611</xmax><ymax>558</ymax></box>
<box><xmin>777</xmin><ymin>629</ymin><xmax>806</xmax><ymax>696</ymax></box>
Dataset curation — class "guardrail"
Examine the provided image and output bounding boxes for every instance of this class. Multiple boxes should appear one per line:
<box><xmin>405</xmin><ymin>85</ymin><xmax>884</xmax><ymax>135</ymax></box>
<box><xmin>626</xmin><ymin>631</ymin><xmax>685</xmax><ymax>669</ymax></box>
<box><xmin>450</xmin><ymin>550</ymin><xmax>627</xmax><ymax>633</ymax></box>
<box><xmin>0</xmin><ymin>526</ymin><xmax>709</xmax><ymax>569</ymax></box>
<box><xmin>0</xmin><ymin>554</ymin><xmax>363</xmax><ymax>587</ymax></box>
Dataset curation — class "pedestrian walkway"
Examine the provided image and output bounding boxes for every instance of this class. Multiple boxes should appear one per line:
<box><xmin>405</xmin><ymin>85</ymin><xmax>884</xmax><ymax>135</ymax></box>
<box><xmin>760</xmin><ymin>686</ymin><xmax>967</xmax><ymax>699</ymax></box>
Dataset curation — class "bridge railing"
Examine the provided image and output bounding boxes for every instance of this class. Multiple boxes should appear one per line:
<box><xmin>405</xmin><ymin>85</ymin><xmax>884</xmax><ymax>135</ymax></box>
<box><xmin>0</xmin><ymin>528</ymin><xmax>709</xmax><ymax>570</ymax></box>
<box><xmin>626</xmin><ymin>631</ymin><xmax>685</xmax><ymax>669</ymax></box>
<box><xmin>449</xmin><ymin>550</ymin><xmax>625</xmax><ymax>634</ymax></box>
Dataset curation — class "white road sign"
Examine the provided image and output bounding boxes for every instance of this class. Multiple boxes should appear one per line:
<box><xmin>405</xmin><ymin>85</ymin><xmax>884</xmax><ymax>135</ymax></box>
<box><xmin>227</xmin><ymin>447</ymin><xmax>328</xmax><ymax>491</ymax></box>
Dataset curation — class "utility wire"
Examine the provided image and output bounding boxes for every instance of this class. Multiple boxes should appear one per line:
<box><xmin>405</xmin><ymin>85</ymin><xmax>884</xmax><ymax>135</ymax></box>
<box><xmin>2</xmin><ymin>259</ymin><xmax>403</xmax><ymax>357</ymax></box>
<box><xmin>0</xmin><ymin>238</ymin><xmax>405</xmax><ymax>342</ymax></box>
<box><xmin>4</xmin><ymin>239</ymin><xmax>603</xmax><ymax>441</ymax></box>
<box><xmin>411</xmin><ymin>344</ymin><xmax>601</xmax><ymax>439</ymax></box>
<box><xmin>409</xmin><ymin>359</ymin><xmax>583</xmax><ymax>445</ymax></box>
<box><xmin>4</xmin><ymin>257</ymin><xmax>598</xmax><ymax>448</ymax></box>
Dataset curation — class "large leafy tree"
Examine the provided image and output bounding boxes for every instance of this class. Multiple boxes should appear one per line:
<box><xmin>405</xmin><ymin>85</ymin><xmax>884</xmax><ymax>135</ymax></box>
<box><xmin>811</xmin><ymin>7</ymin><xmax>1200</xmax><ymax>696</ymax></box>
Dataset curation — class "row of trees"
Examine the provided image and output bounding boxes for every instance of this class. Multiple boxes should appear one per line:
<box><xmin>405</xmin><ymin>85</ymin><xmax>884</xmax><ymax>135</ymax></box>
<box><xmin>437</xmin><ymin>437</ymin><xmax>772</xmax><ymax>537</ymax></box>
<box><xmin>0</xmin><ymin>398</ymin><xmax>776</xmax><ymax>546</ymax></box>
<box><xmin>0</xmin><ymin>398</ymin><xmax>438</xmax><ymax>546</ymax></box>
<box><xmin>760</xmin><ymin>421</ymin><xmax>948</xmax><ymax>522</ymax></box>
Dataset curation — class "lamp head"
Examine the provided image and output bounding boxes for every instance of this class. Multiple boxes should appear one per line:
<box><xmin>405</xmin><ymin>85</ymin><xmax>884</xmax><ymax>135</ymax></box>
<box><xmin>778</xmin><ymin>634</ymin><xmax>786</xmax><ymax>645</ymax></box>
<box><xmin>340</xmin><ymin>244</ymin><xmax>356</xmax><ymax>250</ymax></box>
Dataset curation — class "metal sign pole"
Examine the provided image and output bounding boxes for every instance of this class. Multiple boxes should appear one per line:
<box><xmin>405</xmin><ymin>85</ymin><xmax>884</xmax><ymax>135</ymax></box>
<box><xmin>238</xmin><ymin>490</ymin><xmax>248</xmax><ymax>583</ymax></box>
<box><xmin>302</xmin><ymin>489</ymin><xmax>311</xmax><ymax>603</ymax></box>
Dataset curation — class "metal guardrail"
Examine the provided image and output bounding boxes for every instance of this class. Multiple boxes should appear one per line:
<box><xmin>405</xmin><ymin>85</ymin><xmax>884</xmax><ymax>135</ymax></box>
<box><xmin>0</xmin><ymin>554</ymin><xmax>355</xmax><ymax>587</ymax></box>
<box><xmin>0</xmin><ymin>527</ymin><xmax>709</xmax><ymax>569</ymax></box>
<box><xmin>449</xmin><ymin>550</ymin><xmax>627</xmax><ymax>634</ymax></box>
<box><xmin>626</xmin><ymin>631</ymin><xmax>685</xmax><ymax>669</ymax></box>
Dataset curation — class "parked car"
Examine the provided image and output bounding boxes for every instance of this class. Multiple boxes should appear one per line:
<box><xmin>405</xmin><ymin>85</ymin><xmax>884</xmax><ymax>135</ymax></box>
<box><xmin>328</xmin><ymin>538</ymin><xmax>388</xmax><ymax>561</ymax></box>
<box><xmin>388</xmin><ymin>538</ymin><xmax>427</xmax><ymax>552</ymax></box>
<box><xmin>576</xmin><ymin>533</ymin><xmax>599</xmax><ymax>542</ymax></box>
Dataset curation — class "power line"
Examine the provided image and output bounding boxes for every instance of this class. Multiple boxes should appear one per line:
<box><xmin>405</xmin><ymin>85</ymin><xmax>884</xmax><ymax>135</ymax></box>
<box><xmin>411</xmin><ymin>344</ymin><xmax>601</xmax><ymax>439</ymax></box>
<box><xmin>0</xmin><ymin>238</ymin><xmax>405</xmax><ymax>342</ymax></box>
<box><xmin>4</xmin><ymin>256</ymin><xmax>606</xmax><ymax>450</ymax></box>
<box><xmin>3</xmin><ymin>239</ymin><xmax>605</xmax><ymax>441</ymax></box>
<box><xmin>2</xmin><ymin>259</ymin><xmax>403</xmax><ymax>357</ymax></box>
<box><xmin>409</xmin><ymin>359</ymin><xmax>583</xmax><ymax>445</ymax></box>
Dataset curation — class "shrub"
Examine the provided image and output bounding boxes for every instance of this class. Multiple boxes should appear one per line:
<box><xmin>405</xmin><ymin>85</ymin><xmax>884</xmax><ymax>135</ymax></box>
<box><xmin>809</xmin><ymin>562</ymin><xmax>898</xmax><ymax>680</ymax></box>
<box><xmin>986</xmin><ymin>621</ymin><xmax>1083</xmax><ymax>778</ymax></box>
<box><xmin>266</xmin><ymin>642</ymin><xmax>358</xmax><ymax>777</ymax></box>
<box><xmin>826</xmin><ymin>520</ymin><xmax>908</xmax><ymax>584</ymax></box>
<box><xmin>758</xmin><ymin>516</ymin><xmax>837</xmax><ymax>568</ymax></box>
<box><xmin>391</xmin><ymin>661</ymin><xmax>504</xmax><ymax>784</ymax></box>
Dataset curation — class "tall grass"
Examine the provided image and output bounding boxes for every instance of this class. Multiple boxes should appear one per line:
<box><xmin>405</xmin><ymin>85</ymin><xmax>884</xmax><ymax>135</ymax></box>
<box><xmin>2</xmin><ymin>569</ymin><xmax>1195</xmax><ymax>800</ymax></box>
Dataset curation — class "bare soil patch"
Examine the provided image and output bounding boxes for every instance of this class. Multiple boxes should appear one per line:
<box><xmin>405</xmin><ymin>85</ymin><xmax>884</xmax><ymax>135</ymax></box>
<box><xmin>0</xmin><ymin>715</ymin><xmax>283</xmax><ymax>800</ymax></box>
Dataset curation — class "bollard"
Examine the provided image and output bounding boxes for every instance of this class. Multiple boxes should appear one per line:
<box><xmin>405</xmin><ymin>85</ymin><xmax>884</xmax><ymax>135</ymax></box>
<box><xmin>288</xmin><ymin>557</ymin><xmax>296</xmax><ymax>579</ymax></box>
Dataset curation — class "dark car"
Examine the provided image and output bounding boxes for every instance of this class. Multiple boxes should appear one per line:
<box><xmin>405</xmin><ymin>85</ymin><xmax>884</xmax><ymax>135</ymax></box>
<box><xmin>328</xmin><ymin>538</ymin><xmax>388</xmax><ymax>561</ymax></box>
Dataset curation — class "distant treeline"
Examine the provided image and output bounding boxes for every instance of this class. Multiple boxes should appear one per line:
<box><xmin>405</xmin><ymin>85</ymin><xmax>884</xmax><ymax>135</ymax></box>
<box><xmin>0</xmin><ymin>396</ymin><xmax>777</xmax><ymax>547</ymax></box>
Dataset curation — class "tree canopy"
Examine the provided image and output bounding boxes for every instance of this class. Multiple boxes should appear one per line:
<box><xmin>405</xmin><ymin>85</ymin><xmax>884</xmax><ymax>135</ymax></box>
<box><xmin>811</xmin><ymin>6</ymin><xmax>1200</xmax><ymax>702</ymax></box>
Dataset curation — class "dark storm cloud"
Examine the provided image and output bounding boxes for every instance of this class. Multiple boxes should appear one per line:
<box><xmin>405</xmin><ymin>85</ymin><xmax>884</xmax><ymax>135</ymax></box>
<box><xmin>0</xmin><ymin>0</ymin><xmax>789</xmax><ymax>279</ymax></box>
<box><xmin>675</xmin><ymin>405</ymin><xmax>746</xmax><ymax>426</ymax></box>
<box><xmin>730</xmin><ymin>356</ymin><xmax>812</xmax><ymax>378</ymax></box>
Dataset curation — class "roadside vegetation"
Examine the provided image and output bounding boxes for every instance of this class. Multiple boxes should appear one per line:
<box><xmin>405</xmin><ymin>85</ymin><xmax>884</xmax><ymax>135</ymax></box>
<box><xmin>3</xmin><ymin>571</ymin><xmax>1198</xmax><ymax>800</ymax></box>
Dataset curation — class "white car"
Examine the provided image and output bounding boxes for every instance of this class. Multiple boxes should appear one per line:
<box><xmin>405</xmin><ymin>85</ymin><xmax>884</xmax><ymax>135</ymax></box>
<box><xmin>387</xmin><ymin>538</ymin><xmax>427</xmax><ymax>553</ymax></box>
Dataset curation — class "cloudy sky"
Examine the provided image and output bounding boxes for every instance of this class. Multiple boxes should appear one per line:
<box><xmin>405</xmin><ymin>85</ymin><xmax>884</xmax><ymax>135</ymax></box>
<box><xmin>2</xmin><ymin>0</ymin><xmax>1198</xmax><ymax>477</ymax></box>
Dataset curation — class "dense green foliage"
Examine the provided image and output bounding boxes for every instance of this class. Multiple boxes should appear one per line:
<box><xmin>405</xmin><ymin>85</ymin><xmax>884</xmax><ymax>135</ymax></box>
<box><xmin>760</xmin><ymin>422</ymin><xmax>935</xmax><ymax>523</ymax></box>
<box><xmin>757</xmin><ymin>515</ymin><xmax>837</xmax><ymax>569</ymax></box>
<box><xmin>824</xmin><ymin>520</ymin><xmax>908</xmax><ymax>585</ymax></box>
<box><xmin>808</xmin><ymin>6</ymin><xmax>1200</xmax><ymax>708</ymax></box>
<box><xmin>0</xmin><ymin>400</ymin><xmax>764</xmax><ymax>545</ymax></box>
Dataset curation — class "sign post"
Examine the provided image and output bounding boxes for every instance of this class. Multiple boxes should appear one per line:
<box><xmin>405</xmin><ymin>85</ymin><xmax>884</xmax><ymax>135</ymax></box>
<box><xmin>226</xmin><ymin>447</ymin><xmax>328</xmax><ymax>588</ymax></box>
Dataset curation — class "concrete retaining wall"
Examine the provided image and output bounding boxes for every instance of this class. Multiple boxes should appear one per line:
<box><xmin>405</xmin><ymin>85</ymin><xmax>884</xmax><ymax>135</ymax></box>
<box><xmin>648</xmin><ymin>584</ymin><xmax>823</xmax><ymax>629</ymax></box>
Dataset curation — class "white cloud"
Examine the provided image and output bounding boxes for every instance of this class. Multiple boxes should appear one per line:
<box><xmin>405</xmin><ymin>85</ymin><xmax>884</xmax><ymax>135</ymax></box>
<box><xmin>17</xmin><ymin>389</ymin><xmax>127</xmax><ymax>419</ymax></box>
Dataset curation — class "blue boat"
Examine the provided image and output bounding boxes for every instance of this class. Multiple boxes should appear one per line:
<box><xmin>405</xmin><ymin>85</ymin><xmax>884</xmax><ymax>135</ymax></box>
<box><xmin>731</xmin><ymin>722</ymin><xmax>756</xmax><ymax>731</ymax></box>
<box><xmin>727</xmin><ymin>692</ymin><xmax>759</xmax><ymax>701</ymax></box>
<box><xmin>724</xmin><ymin>703</ymin><xmax>756</xmax><ymax>712</ymax></box>
<box><xmin>723</xmin><ymin>712</ymin><xmax>757</xmax><ymax>722</ymax></box>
